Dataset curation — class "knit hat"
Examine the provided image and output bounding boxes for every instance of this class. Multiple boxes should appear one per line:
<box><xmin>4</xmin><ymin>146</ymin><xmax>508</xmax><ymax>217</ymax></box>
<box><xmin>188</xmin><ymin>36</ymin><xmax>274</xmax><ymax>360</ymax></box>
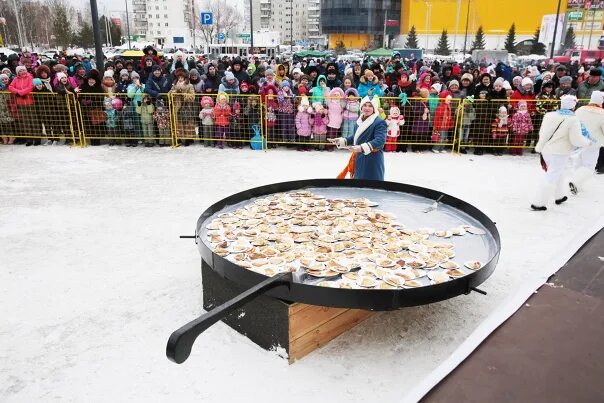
<box><xmin>559</xmin><ymin>76</ymin><xmax>573</xmax><ymax>84</ymax></box>
<box><xmin>589</xmin><ymin>91</ymin><xmax>603</xmax><ymax>106</ymax></box>
<box><xmin>292</xmin><ymin>67</ymin><xmax>302</xmax><ymax>75</ymax></box>
<box><xmin>521</xmin><ymin>77</ymin><xmax>533</xmax><ymax>87</ymax></box>
<box><xmin>499</xmin><ymin>106</ymin><xmax>507</xmax><ymax>114</ymax></box>
<box><xmin>120</xmin><ymin>69</ymin><xmax>129</xmax><ymax>77</ymax></box>
<box><xmin>130</xmin><ymin>71</ymin><xmax>140</xmax><ymax>80</ymax></box>
<box><xmin>281</xmin><ymin>79</ymin><xmax>291</xmax><ymax>88</ymax></box>
<box><xmin>240</xmin><ymin>81</ymin><xmax>249</xmax><ymax>91</ymax></box>
<box><xmin>461</xmin><ymin>73</ymin><xmax>473</xmax><ymax>82</ymax></box>
<box><xmin>494</xmin><ymin>77</ymin><xmax>505</xmax><ymax>86</ymax></box>
<box><xmin>151</xmin><ymin>64</ymin><xmax>162</xmax><ymax>72</ymax></box>
<box><xmin>16</xmin><ymin>65</ymin><xmax>27</xmax><ymax>74</ymax></box>
<box><xmin>431</xmin><ymin>83</ymin><xmax>442</xmax><ymax>93</ymax></box>
<box><xmin>103</xmin><ymin>70</ymin><xmax>114</xmax><ymax>78</ymax></box>
<box><xmin>224</xmin><ymin>71</ymin><xmax>235</xmax><ymax>81</ymax></box>
<box><xmin>0</xmin><ymin>74</ymin><xmax>8</xmax><ymax>81</ymax></box>
<box><xmin>265</xmin><ymin>68</ymin><xmax>274</xmax><ymax>76</ymax></box>
<box><xmin>589</xmin><ymin>68</ymin><xmax>602</xmax><ymax>77</ymax></box>
<box><xmin>56</xmin><ymin>72</ymin><xmax>67</xmax><ymax>81</ymax></box>
<box><xmin>189</xmin><ymin>68</ymin><xmax>200</xmax><ymax>76</ymax></box>
<box><xmin>200</xmin><ymin>95</ymin><xmax>214</xmax><ymax>107</ymax></box>
<box><xmin>448</xmin><ymin>79</ymin><xmax>459</xmax><ymax>88</ymax></box>
<box><xmin>33</xmin><ymin>78</ymin><xmax>42</xmax><ymax>86</ymax></box>
<box><xmin>502</xmin><ymin>80</ymin><xmax>512</xmax><ymax>90</ymax></box>
<box><xmin>439</xmin><ymin>90</ymin><xmax>452</xmax><ymax>99</ymax></box>
<box><xmin>560</xmin><ymin>94</ymin><xmax>577</xmax><ymax>110</ymax></box>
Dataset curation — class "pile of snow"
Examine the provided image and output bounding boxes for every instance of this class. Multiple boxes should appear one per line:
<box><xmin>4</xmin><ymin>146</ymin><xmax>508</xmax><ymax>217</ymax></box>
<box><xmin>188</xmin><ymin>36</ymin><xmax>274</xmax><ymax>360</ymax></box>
<box><xmin>1</xmin><ymin>146</ymin><xmax>602</xmax><ymax>402</ymax></box>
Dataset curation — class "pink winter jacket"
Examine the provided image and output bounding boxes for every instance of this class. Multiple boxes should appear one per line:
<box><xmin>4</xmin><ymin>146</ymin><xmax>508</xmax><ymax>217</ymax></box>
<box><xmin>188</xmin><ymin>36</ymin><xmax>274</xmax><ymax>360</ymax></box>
<box><xmin>327</xmin><ymin>88</ymin><xmax>344</xmax><ymax>129</ymax></box>
<box><xmin>510</xmin><ymin>111</ymin><xmax>533</xmax><ymax>135</ymax></box>
<box><xmin>8</xmin><ymin>73</ymin><xmax>34</xmax><ymax>106</ymax></box>
<box><xmin>295</xmin><ymin>109</ymin><xmax>312</xmax><ymax>136</ymax></box>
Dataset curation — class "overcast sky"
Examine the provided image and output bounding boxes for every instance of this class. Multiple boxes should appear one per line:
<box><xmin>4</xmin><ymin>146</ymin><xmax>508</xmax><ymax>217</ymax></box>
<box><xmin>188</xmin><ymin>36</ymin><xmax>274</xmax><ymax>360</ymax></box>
<box><xmin>72</xmin><ymin>0</ymin><xmax>244</xmax><ymax>14</ymax></box>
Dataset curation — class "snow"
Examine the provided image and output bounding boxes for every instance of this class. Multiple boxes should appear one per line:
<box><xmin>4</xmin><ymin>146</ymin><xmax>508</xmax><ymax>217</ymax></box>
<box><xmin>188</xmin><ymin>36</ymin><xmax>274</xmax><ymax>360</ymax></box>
<box><xmin>1</xmin><ymin>145</ymin><xmax>602</xmax><ymax>402</ymax></box>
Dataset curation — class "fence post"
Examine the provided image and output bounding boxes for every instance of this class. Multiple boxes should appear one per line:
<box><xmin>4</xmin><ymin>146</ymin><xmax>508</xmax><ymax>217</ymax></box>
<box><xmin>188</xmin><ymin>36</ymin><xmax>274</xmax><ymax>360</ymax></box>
<box><xmin>66</xmin><ymin>93</ymin><xmax>80</xmax><ymax>147</ymax></box>
<box><xmin>169</xmin><ymin>93</ymin><xmax>178</xmax><ymax>148</ymax></box>
<box><xmin>456</xmin><ymin>98</ymin><xmax>465</xmax><ymax>153</ymax></box>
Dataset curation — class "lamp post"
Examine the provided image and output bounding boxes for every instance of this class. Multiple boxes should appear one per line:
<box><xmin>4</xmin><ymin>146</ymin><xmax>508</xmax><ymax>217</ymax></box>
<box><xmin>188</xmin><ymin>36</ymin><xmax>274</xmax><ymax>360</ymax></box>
<box><xmin>550</xmin><ymin>0</ymin><xmax>561</xmax><ymax>59</ymax></box>
<box><xmin>249</xmin><ymin>0</ymin><xmax>254</xmax><ymax>55</ymax></box>
<box><xmin>424</xmin><ymin>1</ymin><xmax>431</xmax><ymax>51</ymax></box>
<box><xmin>90</xmin><ymin>0</ymin><xmax>104</xmax><ymax>72</ymax></box>
<box><xmin>124</xmin><ymin>0</ymin><xmax>132</xmax><ymax>49</ymax></box>
<box><xmin>11</xmin><ymin>0</ymin><xmax>25</xmax><ymax>48</ymax></box>
<box><xmin>462</xmin><ymin>0</ymin><xmax>471</xmax><ymax>56</ymax></box>
<box><xmin>453</xmin><ymin>0</ymin><xmax>462</xmax><ymax>53</ymax></box>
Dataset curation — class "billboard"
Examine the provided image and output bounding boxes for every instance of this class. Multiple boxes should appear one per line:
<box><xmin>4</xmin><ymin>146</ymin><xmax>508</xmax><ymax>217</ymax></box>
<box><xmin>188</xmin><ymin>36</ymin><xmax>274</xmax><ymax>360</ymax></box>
<box><xmin>539</xmin><ymin>13</ymin><xmax>566</xmax><ymax>45</ymax></box>
<box><xmin>110</xmin><ymin>12</ymin><xmax>122</xmax><ymax>27</ymax></box>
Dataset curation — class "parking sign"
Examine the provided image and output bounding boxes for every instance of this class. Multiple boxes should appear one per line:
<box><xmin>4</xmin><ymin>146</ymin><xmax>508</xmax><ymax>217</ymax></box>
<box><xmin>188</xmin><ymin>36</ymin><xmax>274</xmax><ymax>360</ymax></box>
<box><xmin>200</xmin><ymin>12</ymin><xmax>212</xmax><ymax>25</ymax></box>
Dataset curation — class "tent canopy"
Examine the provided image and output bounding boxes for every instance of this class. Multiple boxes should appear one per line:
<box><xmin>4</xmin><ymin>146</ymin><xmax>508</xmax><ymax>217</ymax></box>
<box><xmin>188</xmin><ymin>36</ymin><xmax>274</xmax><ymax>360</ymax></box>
<box><xmin>365</xmin><ymin>48</ymin><xmax>392</xmax><ymax>57</ymax></box>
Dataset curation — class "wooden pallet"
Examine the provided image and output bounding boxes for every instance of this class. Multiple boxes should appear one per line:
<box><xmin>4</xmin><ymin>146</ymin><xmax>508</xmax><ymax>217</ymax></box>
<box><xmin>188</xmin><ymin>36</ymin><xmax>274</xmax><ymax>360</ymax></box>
<box><xmin>202</xmin><ymin>262</ymin><xmax>373</xmax><ymax>363</ymax></box>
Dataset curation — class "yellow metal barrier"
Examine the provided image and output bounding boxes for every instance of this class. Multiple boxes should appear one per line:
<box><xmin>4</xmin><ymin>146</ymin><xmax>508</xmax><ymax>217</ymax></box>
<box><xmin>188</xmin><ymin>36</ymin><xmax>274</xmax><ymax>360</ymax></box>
<box><xmin>0</xmin><ymin>91</ymin><xmax>79</xmax><ymax>145</ymax></box>
<box><xmin>76</xmin><ymin>92</ymin><xmax>174</xmax><ymax>147</ymax></box>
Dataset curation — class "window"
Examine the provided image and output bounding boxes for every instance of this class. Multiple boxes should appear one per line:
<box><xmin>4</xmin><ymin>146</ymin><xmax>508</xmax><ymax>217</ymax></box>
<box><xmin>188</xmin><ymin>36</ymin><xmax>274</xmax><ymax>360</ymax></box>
<box><xmin>156</xmin><ymin>14</ymin><xmax>160</xmax><ymax>18</ymax></box>
<box><xmin>164</xmin><ymin>14</ymin><xmax>168</xmax><ymax>18</ymax></box>
<box><xmin>165</xmin><ymin>23</ymin><xmax>168</xmax><ymax>26</ymax></box>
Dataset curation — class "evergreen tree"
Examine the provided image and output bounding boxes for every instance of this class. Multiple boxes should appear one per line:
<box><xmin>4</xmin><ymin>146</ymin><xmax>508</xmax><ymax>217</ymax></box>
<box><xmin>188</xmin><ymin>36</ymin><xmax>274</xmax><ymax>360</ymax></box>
<box><xmin>471</xmin><ymin>26</ymin><xmax>486</xmax><ymax>51</ymax></box>
<box><xmin>109</xmin><ymin>21</ymin><xmax>122</xmax><ymax>47</ymax></box>
<box><xmin>51</xmin><ymin>4</ymin><xmax>73</xmax><ymax>47</ymax></box>
<box><xmin>559</xmin><ymin>26</ymin><xmax>576</xmax><ymax>53</ymax></box>
<box><xmin>504</xmin><ymin>23</ymin><xmax>517</xmax><ymax>53</ymax></box>
<box><xmin>405</xmin><ymin>25</ymin><xmax>419</xmax><ymax>49</ymax></box>
<box><xmin>74</xmin><ymin>22</ymin><xmax>94</xmax><ymax>48</ymax></box>
<box><xmin>529</xmin><ymin>27</ymin><xmax>546</xmax><ymax>55</ymax></box>
<box><xmin>435</xmin><ymin>29</ymin><xmax>451</xmax><ymax>56</ymax></box>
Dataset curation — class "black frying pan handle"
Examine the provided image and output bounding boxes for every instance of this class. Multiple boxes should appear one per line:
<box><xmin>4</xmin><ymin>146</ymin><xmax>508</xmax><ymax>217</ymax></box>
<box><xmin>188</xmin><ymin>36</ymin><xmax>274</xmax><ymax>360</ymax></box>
<box><xmin>166</xmin><ymin>271</ymin><xmax>293</xmax><ymax>364</ymax></box>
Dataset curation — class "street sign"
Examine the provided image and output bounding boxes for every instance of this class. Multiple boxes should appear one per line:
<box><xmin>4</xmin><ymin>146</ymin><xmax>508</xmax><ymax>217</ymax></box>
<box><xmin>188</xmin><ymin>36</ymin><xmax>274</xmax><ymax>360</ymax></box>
<box><xmin>200</xmin><ymin>12</ymin><xmax>213</xmax><ymax>25</ymax></box>
<box><xmin>217</xmin><ymin>32</ymin><xmax>226</xmax><ymax>41</ymax></box>
<box><xmin>237</xmin><ymin>33</ymin><xmax>251</xmax><ymax>38</ymax></box>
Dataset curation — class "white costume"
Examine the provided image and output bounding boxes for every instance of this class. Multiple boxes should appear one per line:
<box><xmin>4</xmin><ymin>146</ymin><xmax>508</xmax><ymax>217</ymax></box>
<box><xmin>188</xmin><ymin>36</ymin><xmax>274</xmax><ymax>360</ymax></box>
<box><xmin>571</xmin><ymin>91</ymin><xmax>604</xmax><ymax>193</ymax></box>
<box><xmin>531</xmin><ymin>95</ymin><xmax>592</xmax><ymax>210</ymax></box>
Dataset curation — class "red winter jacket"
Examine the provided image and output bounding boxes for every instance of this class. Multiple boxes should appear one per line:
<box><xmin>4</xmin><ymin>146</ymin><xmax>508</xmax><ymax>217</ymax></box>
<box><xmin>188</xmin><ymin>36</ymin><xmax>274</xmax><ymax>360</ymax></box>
<box><xmin>510</xmin><ymin>90</ymin><xmax>536</xmax><ymax>114</ymax></box>
<box><xmin>433</xmin><ymin>102</ymin><xmax>454</xmax><ymax>131</ymax></box>
<box><xmin>8</xmin><ymin>73</ymin><xmax>34</xmax><ymax>106</ymax></box>
<box><xmin>213</xmin><ymin>103</ymin><xmax>231</xmax><ymax>127</ymax></box>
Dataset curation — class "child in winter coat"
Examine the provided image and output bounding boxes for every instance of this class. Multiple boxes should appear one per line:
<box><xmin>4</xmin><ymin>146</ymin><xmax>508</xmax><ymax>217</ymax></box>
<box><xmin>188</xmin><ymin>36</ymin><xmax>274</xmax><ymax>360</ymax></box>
<box><xmin>230</xmin><ymin>101</ymin><xmax>243</xmax><ymax>148</ymax></box>
<box><xmin>213</xmin><ymin>92</ymin><xmax>231</xmax><ymax>149</ymax></box>
<box><xmin>342</xmin><ymin>88</ymin><xmax>360</xmax><ymax>139</ymax></box>
<box><xmin>263</xmin><ymin>84</ymin><xmax>279</xmax><ymax>146</ymax></box>
<box><xmin>104</xmin><ymin>97</ymin><xmax>120</xmax><ymax>145</ymax></box>
<box><xmin>385</xmin><ymin>106</ymin><xmax>405</xmax><ymax>152</ymax></box>
<box><xmin>509</xmin><ymin>100</ymin><xmax>534</xmax><ymax>155</ymax></box>
<box><xmin>199</xmin><ymin>96</ymin><xmax>215</xmax><ymax>147</ymax></box>
<box><xmin>491</xmin><ymin>106</ymin><xmax>509</xmax><ymax>156</ymax></box>
<box><xmin>153</xmin><ymin>98</ymin><xmax>171</xmax><ymax>146</ymax></box>
<box><xmin>243</xmin><ymin>96</ymin><xmax>261</xmax><ymax>146</ymax></box>
<box><xmin>295</xmin><ymin>96</ymin><xmax>313</xmax><ymax>151</ymax></box>
<box><xmin>411</xmin><ymin>87</ymin><xmax>432</xmax><ymax>152</ymax></box>
<box><xmin>277</xmin><ymin>80</ymin><xmax>296</xmax><ymax>143</ymax></box>
<box><xmin>432</xmin><ymin>91</ymin><xmax>454</xmax><ymax>153</ymax></box>
<box><xmin>459</xmin><ymin>96</ymin><xmax>476</xmax><ymax>154</ymax></box>
<box><xmin>310</xmin><ymin>102</ymin><xmax>329</xmax><ymax>150</ymax></box>
<box><xmin>326</xmin><ymin>87</ymin><xmax>345</xmax><ymax>151</ymax></box>
<box><xmin>136</xmin><ymin>94</ymin><xmax>156</xmax><ymax>146</ymax></box>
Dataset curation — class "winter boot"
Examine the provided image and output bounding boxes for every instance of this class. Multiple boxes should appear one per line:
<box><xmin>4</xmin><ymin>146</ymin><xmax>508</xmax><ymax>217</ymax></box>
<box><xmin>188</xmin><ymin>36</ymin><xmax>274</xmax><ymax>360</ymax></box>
<box><xmin>531</xmin><ymin>183</ymin><xmax>555</xmax><ymax>211</ymax></box>
<box><xmin>555</xmin><ymin>196</ymin><xmax>568</xmax><ymax>205</ymax></box>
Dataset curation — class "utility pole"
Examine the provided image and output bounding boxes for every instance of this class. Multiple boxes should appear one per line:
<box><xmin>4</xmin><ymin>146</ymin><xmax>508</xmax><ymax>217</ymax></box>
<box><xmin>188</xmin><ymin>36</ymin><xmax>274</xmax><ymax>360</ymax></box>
<box><xmin>90</xmin><ymin>0</ymin><xmax>104</xmax><ymax>72</ymax></box>
<box><xmin>383</xmin><ymin>9</ymin><xmax>388</xmax><ymax>48</ymax></box>
<box><xmin>290</xmin><ymin>0</ymin><xmax>293</xmax><ymax>53</ymax></box>
<box><xmin>191</xmin><ymin>0</ymin><xmax>196</xmax><ymax>51</ymax></box>
<box><xmin>462</xmin><ymin>0</ymin><xmax>471</xmax><ymax>55</ymax></box>
<box><xmin>124</xmin><ymin>0</ymin><xmax>132</xmax><ymax>49</ymax></box>
<box><xmin>550</xmin><ymin>0</ymin><xmax>561</xmax><ymax>58</ymax></box>
<box><xmin>453</xmin><ymin>0</ymin><xmax>461</xmax><ymax>52</ymax></box>
<box><xmin>249</xmin><ymin>0</ymin><xmax>254</xmax><ymax>55</ymax></box>
<box><xmin>587</xmin><ymin>6</ymin><xmax>596</xmax><ymax>49</ymax></box>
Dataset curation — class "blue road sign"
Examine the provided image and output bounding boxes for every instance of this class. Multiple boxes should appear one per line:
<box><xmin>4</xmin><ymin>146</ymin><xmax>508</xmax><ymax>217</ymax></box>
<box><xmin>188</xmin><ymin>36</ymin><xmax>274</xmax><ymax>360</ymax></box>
<box><xmin>217</xmin><ymin>32</ymin><xmax>226</xmax><ymax>41</ymax></box>
<box><xmin>200</xmin><ymin>12</ymin><xmax>213</xmax><ymax>25</ymax></box>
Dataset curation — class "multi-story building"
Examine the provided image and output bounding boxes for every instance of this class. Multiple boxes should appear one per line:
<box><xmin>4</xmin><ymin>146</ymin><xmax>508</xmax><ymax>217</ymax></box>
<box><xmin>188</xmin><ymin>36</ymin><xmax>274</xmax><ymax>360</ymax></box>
<box><xmin>248</xmin><ymin>0</ymin><xmax>326</xmax><ymax>46</ymax></box>
<box><xmin>132</xmin><ymin>0</ymin><xmax>192</xmax><ymax>48</ymax></box>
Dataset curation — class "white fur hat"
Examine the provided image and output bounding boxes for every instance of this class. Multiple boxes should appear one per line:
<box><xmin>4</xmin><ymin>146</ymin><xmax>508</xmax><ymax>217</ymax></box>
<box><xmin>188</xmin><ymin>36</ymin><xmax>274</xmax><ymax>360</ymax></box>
<box><xmin>431</xmin><ymin>83</ymin><xmax>443</xmax><ymax>92</ymax></box>
<box><xmin>521</xmin><ymin>77</ymin><xmax>533</xmax><ymax>87</ymax></box>
<box><xmin>589</xmin><ymin>91</ymin><xmax>603</xmax><ymax>106</ymax></box>
<box><xmin>560</xmin><ymin>94</ymin><xmax>578</xmax><ymax>110</ymax></box>
<box><xmin>359</xmin><ymin>96</ymin><xmax>379</xmax><ymax>116</ymax></box>
<box><xmin>56</xmin><ymin>72</ymin><xmax>67</xmax><ymax>81</ymax></box>
<box><xmin>502</xmin><ymin>80</ymin><xmax>512</xmax><ymax>90</ymax></box>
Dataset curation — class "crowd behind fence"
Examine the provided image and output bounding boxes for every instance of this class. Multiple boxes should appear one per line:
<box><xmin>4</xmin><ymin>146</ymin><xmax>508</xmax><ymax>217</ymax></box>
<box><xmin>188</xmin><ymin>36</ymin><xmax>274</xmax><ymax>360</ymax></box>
<box><xmin>0</xmin><ymin>90</ymin><xmax>581</xmax><ymax>154</ymax></box>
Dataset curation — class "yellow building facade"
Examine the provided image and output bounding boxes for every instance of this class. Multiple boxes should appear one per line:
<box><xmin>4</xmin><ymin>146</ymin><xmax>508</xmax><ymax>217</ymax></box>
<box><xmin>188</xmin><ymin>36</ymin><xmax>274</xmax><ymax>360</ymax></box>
<box><xmin>400</xmin><ymin>0</ymin><xmax>570</xmax><ymax>36</ymax></box>
<box><xmin>328</xmin><ymin>0</ymin><xmax>579</xmax><ymax>49</ymax></box>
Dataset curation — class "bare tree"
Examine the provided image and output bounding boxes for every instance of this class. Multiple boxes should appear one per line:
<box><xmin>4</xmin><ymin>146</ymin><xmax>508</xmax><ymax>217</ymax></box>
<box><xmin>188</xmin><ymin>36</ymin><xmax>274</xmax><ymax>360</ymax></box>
<box><xmin>198</xmin><ymin>0</ymin><xmax>242</xmax><ymax>45</ymax></box>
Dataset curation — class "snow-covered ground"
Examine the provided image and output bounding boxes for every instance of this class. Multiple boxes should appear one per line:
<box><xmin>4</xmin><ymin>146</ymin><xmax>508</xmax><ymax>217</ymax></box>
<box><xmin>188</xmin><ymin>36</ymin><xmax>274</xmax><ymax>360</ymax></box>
<box><xmin>1</xmin><ymin>145</ymin><xmax>602</xmax><ymax>402</ymax></box>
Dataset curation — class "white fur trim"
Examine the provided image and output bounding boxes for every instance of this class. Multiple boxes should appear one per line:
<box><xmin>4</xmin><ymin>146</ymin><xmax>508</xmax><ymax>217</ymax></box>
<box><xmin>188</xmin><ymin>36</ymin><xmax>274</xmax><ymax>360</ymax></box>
<box><xmin>353</xmin><ymin>96</ymin><xmax>380</xmax><ymax>144</ymax></box>
<box><xmin>360</xmin><ymin>143</ymin><xmax>372</xmax><ymax>155</ymax></box>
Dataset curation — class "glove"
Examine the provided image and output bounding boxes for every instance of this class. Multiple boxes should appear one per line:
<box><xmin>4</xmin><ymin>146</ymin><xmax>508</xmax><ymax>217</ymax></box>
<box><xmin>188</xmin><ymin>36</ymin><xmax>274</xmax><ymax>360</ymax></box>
<box><xmin>540</xmin><ymin>154</ymin><xmax>548</xmax><ymax>172</ymax></box>
<box><xmin>399</xmin><ymin>92</ymin><xmax>408</xmax><ymax>106</ymax></box>
<box><xmin>333</xmin><ymin>137</ymin><xmax>347</xmax><ymax>148</ymax></box>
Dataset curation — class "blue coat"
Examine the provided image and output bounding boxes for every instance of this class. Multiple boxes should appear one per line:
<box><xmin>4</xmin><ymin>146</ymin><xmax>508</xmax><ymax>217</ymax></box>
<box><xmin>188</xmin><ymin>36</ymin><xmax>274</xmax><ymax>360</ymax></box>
<box><xmin>345</xmin><ymin>117</ymin><xmax>387</xmax><ymax>181</ymax></box>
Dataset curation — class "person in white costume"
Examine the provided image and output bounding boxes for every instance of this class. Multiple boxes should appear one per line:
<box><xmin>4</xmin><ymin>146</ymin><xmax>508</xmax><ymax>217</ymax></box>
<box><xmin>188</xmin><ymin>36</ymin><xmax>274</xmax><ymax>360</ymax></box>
<box><xmin>531</xmin><ymin>95</ymin><xmax>593</xmax><ymax>211</ymax></box>
<box><xmin>569</xmin><ymin>91</ymin><xmax>604</xmax><ymax>194</ymax></box>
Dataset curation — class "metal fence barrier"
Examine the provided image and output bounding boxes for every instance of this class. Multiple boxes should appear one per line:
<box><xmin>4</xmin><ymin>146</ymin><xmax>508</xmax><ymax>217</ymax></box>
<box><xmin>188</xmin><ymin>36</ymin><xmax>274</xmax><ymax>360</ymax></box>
<box><xmin>0</xmin><ymin>90</ymin><xmax>589</xmax><ymax>154</ymax></box>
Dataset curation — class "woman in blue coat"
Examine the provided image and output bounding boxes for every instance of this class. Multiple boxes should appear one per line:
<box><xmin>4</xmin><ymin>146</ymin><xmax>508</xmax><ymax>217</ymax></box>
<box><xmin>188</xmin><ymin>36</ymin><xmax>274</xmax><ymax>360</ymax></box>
<box><xmin>330</xmin><ymin>96</ymin><xmax>387</xmax><ymax>181</ymax></box>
